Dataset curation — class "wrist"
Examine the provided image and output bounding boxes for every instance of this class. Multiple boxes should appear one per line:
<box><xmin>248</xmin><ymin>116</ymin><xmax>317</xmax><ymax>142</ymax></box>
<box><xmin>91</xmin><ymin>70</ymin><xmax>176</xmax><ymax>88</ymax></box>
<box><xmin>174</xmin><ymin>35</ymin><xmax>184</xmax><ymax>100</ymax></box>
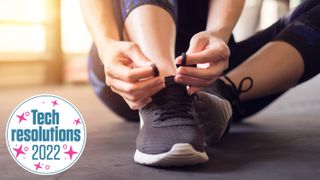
<box><xmin>95</xmin><ymin>36</ymin><xmax>117</xmax><ymax>64</ymax></box>
<box><xmin>208</xmin><ymin>28</ymin><xmax>232</xmax><ymax>43</ymax></box>
<box><xmin>96</xmin><ymin>34</ymin><xmax>117</xmax><ymax>47</ymax></box>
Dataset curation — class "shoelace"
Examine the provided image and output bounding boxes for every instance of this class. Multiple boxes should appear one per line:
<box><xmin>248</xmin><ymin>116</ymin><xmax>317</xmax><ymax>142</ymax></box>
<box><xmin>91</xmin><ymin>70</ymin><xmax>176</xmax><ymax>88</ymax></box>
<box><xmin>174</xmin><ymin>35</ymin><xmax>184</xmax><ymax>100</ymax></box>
<box><xmin>152</xmin><ymin>80</ymin><xmax>193</xmax><ymax>122</ymax></box>
<box><xmin>150</xmin><ymin>52</ymin><xmax>198</xmax><ymax>122</ymax></box>
<box><xmin>223</xmin><ymin>75</ymin><xmax>253</xmax><ymax>116</ymax></box>
<box><xmin>223</xmin><ymin>75</ymin><xmax>253</xmax><ymax>94</ymax></box>
<box><xmin>151</xmin><ymin>52</ymin><xmax>194</xmax><ymax>122</ymax></box>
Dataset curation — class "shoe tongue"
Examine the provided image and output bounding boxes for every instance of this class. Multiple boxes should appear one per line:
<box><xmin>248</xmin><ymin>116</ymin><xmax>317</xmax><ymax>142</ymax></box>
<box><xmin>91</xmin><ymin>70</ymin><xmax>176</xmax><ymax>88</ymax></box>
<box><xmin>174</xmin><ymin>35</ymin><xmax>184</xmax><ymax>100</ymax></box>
<box><xmin>164</xmin><ymin>75</ymin><xmax>176</xmax><ymax>87</ymax></box>
<box><xmin>153</xmin><ymin>76</ymin><xmax>187</xmax><ymax>101</ymax></box>
<box><xmin>150</xmin><ymin>76</ymin><xmax>196</xmax><ymax>125</ymax></box>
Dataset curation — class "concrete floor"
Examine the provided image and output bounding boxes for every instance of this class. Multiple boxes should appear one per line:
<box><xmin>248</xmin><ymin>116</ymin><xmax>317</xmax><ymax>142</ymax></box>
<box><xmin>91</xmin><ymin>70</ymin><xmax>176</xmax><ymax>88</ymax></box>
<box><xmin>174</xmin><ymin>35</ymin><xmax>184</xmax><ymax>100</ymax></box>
<box><xmin>1</xmin><ymin>76</ymin><xmax>320</xmax><ymax>180</ymax></box>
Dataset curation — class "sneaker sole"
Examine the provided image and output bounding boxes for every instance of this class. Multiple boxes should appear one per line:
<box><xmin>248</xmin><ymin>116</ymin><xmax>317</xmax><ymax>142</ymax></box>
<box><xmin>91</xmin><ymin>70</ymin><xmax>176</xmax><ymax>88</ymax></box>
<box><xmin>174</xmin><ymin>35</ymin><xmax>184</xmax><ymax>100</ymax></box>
<box><xmin>134</xmin><ymin>143</ymin><xmax>209</xmax><ymax>166</ymax></box>
<box><xmin>196</xmin><ymin>91</ymin><xmax>232</xmax><ymax>145</ymax></box>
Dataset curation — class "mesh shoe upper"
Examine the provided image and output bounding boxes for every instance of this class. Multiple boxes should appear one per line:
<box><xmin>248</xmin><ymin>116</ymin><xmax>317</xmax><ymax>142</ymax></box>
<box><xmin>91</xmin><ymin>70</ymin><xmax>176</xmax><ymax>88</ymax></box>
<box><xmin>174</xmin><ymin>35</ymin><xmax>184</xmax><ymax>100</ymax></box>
<box><xmin>202</xmin><ymin>77</ymin><xmax>253</xmax><ymax>122</ymax></box>
<box><xmin>137</xmin><ymin>81</ymin><xmax>205</xmax><ymax>154</ymax></box>
<box><xmin>193</xmin><ymin>76</ymin><xmax>254</xmax><ymax>146</ymax></box>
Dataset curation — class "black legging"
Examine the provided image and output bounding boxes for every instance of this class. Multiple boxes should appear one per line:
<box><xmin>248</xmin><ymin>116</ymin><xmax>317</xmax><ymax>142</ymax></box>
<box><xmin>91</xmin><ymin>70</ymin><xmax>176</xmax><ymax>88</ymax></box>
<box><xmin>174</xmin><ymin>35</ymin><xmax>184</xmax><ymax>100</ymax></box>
<box><xmin>88</xmin><ymin>0</ymin><xmax>320</xmax><ymax>121</ymax></box>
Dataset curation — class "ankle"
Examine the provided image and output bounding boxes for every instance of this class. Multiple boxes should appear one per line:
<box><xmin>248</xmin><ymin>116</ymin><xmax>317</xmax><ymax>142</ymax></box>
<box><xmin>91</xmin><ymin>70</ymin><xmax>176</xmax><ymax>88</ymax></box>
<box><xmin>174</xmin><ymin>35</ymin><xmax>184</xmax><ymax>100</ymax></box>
<box><xmin>219</xmin><ymin>75</ymin><xmax>254</xmax><ymax>102</ymax></box>
<box><xmin>153</xmin><ymin>58</ymin><xmax>176</xmax><ymax>76</ymax></box>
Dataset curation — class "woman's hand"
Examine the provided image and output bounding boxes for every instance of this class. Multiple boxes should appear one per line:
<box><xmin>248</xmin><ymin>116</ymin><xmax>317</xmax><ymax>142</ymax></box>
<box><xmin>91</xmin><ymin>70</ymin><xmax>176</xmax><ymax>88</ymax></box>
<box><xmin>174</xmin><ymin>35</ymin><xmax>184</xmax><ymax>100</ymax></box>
<box><xmin>174</xmin><ymin>31</ymin><xmax>230</xmax><ymax>94</ymax></box>
<box><xmin>100</xmin><ymin>39</ymin><xmax>165</xmax><ymax>110</ymax></box>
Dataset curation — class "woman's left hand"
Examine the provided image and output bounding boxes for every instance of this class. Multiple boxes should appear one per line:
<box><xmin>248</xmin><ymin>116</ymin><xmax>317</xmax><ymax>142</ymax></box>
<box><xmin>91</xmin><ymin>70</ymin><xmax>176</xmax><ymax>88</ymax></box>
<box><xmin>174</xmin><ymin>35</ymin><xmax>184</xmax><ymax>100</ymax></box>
<box><xmin>175</xmin><ymin>31</ymin><xmax>230</xmax><ymax>95</ymax></box>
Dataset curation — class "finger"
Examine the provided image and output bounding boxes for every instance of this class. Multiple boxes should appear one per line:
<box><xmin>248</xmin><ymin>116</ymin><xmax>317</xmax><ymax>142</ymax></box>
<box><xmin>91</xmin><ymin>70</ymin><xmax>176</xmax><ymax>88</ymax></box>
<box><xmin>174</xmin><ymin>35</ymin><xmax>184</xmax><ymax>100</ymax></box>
<box><xmin>175</xmin><ymin>50</ymin><xmax>218</xmax><ymax>65</ymax></box>
<box><xmin>125</xmin><ymin>43</ymin><xmax>153</xmax><ymax>68</ymax></box>
<box><xmin>125</xmin><ymin>97</ymin><xmax>152</xmax><ymax>110</ymax></box>
<box><xmin>176</xmin><ymin>48</ymin><xmax>228</xmax><ymax>65</ymax></box>
<box><xmin>111</xmin><ymin>87</ymin><xmax>133</xmax><ymax>100</ymax></box>
<box><xmin>175</xmin><ymin>36</ymin><xmax>207</xmax><ymax>65</ymax></box>
<box><xmin>176</xmin><ymin>61</ymin><xmax>226</xmax><ymax>80</ymax></box>
<box><xmin>136</xmin><ymin>83</ymin><xmax>165</xmax><ymax>100</ymax></box>
<box><xmin>111</xmin><ymin>83</ymin><xmax>165</xmax><ymax>102</ymax></box>
<box><xmin>187</xmin><ymin>36</ymin><xmax>208</xmax><ymax>54</ymax></box>
<box><xmin>108</xmin><ymin>76</ymin><xmax>164</xmax><ymax>94</ymax></box>
<box><xmin>138</xmin><ymin>97</ymin><xmax>153</xmax><ymax>109</ymax></box>
<box><xmin>175</xmin><ymin>35</ymin><xmax>208</xmax><ymax>64</ymax></box>
<box><xmin>175</xmin><ymin>74</ymin><xmax>215</xmax><ymax>87</ymax></box>
<box><xmin>106</xmin><ymin>61</ymin><xmax>154</xmax><ymax>82</ymax></box>
<box><xmin>111</xmin><ymin>88</ymin><xmax>152</xmax><ymax>110</ymax></box>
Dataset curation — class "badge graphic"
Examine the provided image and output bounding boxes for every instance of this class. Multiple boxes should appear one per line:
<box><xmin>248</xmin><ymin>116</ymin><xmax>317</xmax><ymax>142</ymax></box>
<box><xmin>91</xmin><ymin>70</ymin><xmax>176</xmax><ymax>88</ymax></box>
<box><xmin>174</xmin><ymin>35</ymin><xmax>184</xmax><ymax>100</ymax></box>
<box><xmin>6</xmin><ymin>94</ymin><xmax>86</xmax><ymax>175</ymax></box>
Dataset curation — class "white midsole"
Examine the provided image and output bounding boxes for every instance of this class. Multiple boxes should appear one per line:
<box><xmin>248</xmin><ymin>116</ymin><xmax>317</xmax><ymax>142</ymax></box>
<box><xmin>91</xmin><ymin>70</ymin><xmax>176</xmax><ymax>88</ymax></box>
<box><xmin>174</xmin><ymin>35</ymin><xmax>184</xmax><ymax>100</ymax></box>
<box><xmin>137</xmin><ymin>112</ymin><xmax>208</xmax><ymax>166</ymax></box>
<box><xmin>134</xmin><ymin>143</ymin><xmax>208</xmax><ymax>166</ymax></box>
<box><xmin>139</xmin><ymin>112</ymin><xmax>144</xmax><ymax>129</ymax></box>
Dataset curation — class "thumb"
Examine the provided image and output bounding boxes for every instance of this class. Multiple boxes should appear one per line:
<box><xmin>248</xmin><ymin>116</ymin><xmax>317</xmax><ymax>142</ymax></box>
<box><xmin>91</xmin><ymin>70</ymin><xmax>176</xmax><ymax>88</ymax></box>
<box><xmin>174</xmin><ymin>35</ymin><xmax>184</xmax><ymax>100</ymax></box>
<box><xmin>126</xmin><ymin>44</ymin><xmax>153</xmax><ymax>68</ymax></box>
<box><xmin>187</xmin><ymin>36</ymin><xmax>208</xmax><ymax>54</ymax></box>
<box><xmin>175</xmin><ymin>37</ymin><xmax>208</xmax><ymax>64</ymax></box>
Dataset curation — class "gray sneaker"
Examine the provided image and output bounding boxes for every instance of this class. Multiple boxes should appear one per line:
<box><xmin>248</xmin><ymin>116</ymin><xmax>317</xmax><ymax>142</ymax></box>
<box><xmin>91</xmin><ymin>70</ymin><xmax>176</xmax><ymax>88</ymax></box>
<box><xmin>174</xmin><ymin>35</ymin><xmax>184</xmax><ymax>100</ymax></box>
<box><xmin>134</xmin><ymin>77</ymin><xmax>208</xmax><ymax>166</ymax></box>
<box><xmin>194</xmin><ymin>90</ymin><xmax>232</xmax><ymax>145</ymax></box>
<box><xmin>195</xmin><ymin>76</ymin><xmax>253</xmax><ymax>145</ymax></box>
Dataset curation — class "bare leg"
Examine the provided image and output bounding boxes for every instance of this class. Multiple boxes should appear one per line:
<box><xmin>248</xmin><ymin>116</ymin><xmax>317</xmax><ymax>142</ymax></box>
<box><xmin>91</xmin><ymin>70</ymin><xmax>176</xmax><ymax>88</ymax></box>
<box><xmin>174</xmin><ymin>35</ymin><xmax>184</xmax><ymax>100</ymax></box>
<box><xmin>223</xmin><ymin>41</ymin><xmax>304</xmax><ymax>101</ymax></box>
<box><xmin>124</xmin><ymin>5</ymin><xmax>176</xmax><ymax>76</ymax></box>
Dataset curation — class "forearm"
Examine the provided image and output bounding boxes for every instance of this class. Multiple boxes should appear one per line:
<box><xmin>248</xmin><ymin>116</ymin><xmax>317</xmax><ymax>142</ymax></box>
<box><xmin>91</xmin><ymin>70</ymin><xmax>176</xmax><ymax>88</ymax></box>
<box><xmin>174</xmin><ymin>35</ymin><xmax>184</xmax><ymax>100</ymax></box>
<box><xmin>80</xmin><ymin>0</ymin><xmax>120</xmax><ymax>48</ymax></box>
<box><xmin>206</xmin><ymin>0</ymin><xmax>245</xmax><ymax>42</ymax></box>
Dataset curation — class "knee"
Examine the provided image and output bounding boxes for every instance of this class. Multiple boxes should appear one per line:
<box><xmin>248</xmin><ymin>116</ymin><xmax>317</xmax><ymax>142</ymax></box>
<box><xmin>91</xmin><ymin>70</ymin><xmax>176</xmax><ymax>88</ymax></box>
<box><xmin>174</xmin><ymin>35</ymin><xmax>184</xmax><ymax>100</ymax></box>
<box><xmin>120</xmin><ymin>0</ymin><xmax>177</xmax><ymax>23</ymax></box>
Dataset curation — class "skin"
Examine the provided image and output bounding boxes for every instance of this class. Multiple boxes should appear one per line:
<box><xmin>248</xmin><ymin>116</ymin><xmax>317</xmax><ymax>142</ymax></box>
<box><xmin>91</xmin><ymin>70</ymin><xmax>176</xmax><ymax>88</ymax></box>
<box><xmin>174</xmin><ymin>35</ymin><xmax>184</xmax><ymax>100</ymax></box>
<box><xmin>175</xmin><ymin>0</ymin><xmax>245</xmax><ymax>94</ymax></box>
<box><xmin>224</xmin><ymin>41</ymin><xmax>304</xmax><ymax>101</ymax></box>
<box><xmin>173</xmin><ymin>0</ymin><xmax>304</xmax><ymax>99</ymax></box>
<box><xmin>124</xmin><ymin>5</ymin><xmax>177</xmax><ymax>77</ymax></box>
<box><xmin>80</xmin><ymin>0</ymin><xmax>165</xmax><ymax>110</ymax></box>
<box><xmin>80</xmin><ymin>0</ymin><xmax>245</xmax><ymax>109</ymax></box>
<box><xmin>81</xmin><ymin>0</ymin><xmax>305</xmax><ymax>110</ymax></box>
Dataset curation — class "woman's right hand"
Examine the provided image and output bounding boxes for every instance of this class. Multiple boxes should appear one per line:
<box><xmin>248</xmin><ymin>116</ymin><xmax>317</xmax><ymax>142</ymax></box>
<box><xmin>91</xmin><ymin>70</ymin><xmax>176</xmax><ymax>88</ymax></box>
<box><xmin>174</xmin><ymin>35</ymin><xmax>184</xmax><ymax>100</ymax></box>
<box><xmin>99</xmin><ymin>39</ymin><xmax>165</xmax><ymax>110</ymax></box>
